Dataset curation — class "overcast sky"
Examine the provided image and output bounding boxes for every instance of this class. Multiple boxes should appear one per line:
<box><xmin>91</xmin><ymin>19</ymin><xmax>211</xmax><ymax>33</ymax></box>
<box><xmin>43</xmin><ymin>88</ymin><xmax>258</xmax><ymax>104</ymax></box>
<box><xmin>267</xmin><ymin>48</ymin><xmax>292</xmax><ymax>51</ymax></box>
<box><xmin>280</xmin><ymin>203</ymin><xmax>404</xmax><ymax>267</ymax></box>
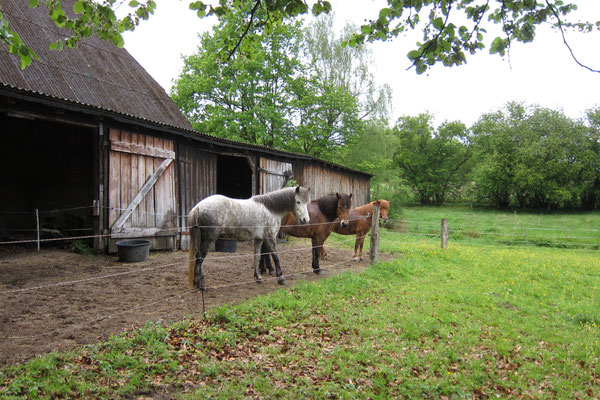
<box><xmin>123</xmin><ymin>0</ymin><xmax>600</xmax><ymax>127</ymax></box>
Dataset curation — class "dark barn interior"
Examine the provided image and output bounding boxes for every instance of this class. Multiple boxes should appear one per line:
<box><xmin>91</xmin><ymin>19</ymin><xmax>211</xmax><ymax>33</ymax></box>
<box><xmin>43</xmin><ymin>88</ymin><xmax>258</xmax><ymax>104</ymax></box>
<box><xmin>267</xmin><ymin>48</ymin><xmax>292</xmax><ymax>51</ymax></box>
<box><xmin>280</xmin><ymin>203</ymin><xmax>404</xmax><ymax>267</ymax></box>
<box><xmin>0</xmin><ymin>115</ymin><xmax>95</xmax><ymax>243</ymax></box>
<box><xmin>216</xmin><ymin>155</ymin><xmax>253</xmax><ymax>199</ymax></box>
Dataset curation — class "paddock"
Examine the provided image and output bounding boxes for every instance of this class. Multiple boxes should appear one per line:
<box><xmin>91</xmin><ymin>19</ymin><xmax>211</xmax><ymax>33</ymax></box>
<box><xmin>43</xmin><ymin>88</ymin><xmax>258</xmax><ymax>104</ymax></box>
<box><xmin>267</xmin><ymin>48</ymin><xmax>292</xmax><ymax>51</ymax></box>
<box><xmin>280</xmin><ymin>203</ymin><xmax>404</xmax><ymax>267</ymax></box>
<box><xmin>0</xmin><ymin>240</ymin><xmax>386</xmax><ymax>366</ymax></box>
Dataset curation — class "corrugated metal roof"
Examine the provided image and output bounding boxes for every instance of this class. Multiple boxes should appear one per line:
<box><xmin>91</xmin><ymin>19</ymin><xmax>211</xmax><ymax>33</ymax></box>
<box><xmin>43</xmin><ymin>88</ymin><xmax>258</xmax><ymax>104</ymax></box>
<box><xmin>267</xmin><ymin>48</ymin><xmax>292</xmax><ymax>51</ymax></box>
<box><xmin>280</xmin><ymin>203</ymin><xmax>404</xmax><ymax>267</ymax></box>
<box><xmin>0</xmin><ymin>0</ymin><xmax>193</xmax><ymax>131</ymax></box>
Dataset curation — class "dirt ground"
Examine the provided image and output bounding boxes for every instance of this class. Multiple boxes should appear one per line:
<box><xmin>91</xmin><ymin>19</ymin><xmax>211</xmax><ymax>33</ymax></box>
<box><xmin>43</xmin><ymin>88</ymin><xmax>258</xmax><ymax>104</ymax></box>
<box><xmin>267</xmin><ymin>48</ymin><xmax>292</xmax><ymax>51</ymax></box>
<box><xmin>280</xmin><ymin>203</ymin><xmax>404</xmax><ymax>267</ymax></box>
<box><xmin>0</xmin><ymin>239</ymin><xmax>385</xmax><ymax>366</ymax></box>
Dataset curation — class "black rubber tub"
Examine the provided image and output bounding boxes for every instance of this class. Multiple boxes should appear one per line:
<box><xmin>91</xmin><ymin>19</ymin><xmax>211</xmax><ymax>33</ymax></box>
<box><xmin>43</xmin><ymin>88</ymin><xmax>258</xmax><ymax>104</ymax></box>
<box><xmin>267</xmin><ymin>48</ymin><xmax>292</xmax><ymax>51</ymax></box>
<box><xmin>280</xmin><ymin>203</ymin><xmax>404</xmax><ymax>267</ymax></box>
<box><xmin>115</xmin><ymin>239</ymin><xmax>151</xmax><ymax>262</ymax></box>
<box><xmin>215</xmin><ymin>238</ymin><xmax>237</xmax><ymax>253</ymax></box>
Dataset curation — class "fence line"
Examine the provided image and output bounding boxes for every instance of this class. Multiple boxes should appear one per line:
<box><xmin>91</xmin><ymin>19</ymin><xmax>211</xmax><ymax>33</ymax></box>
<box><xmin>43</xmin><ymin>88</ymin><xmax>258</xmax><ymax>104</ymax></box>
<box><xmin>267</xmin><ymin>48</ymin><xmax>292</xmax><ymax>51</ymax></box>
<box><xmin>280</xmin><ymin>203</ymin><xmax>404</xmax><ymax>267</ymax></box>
<box><xmin>392</xmin><ymin>217</ymin><xmax>600</xmax><ymax>233</ymax></box>
<box><xmin>0</xmin><ymin>235</ymin><xmax>367</xmax><ymax>296</ymax></box>
<box><xmin>0</xmin><ymin>217</ymin><xmax>371</xmax><ymax>247</ymax></box>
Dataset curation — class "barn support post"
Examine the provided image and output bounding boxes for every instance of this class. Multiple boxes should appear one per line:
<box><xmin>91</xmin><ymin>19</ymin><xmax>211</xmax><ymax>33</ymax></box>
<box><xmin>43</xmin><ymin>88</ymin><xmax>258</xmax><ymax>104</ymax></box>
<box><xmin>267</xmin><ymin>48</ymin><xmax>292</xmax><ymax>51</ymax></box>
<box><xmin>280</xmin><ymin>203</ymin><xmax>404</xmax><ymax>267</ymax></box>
<box><xmin>441</xmin><ymin>219</ymin><xmax>449</xmax><ymax>249</ymax></box>
<box><xmin>35</xmin><ymin>209</ymin><xmax>40</xmax><ymax>251</ymax></box>
<box><xmin>369</xmin><ymin>205</ymin><xmax>380</xmax><ymax>264</ymax></box>
<box><xmin>93</xmin><ymin>121</ymin><xmax>105</xmax><ymax>252</ymax></box>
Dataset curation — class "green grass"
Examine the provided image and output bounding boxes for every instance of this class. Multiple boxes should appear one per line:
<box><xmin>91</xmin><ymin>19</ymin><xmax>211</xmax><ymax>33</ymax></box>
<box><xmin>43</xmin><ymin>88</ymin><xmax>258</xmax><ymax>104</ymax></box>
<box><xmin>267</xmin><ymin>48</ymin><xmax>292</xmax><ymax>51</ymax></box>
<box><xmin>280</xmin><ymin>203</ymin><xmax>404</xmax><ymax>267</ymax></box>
<box><xmin>388</xmin><ymin>205</ymin><xmax>600</xmax><ymax>249</ymax></box>
<box><xmin>2</xmin><ymin>214</ymin><xmax>600</xmax><ymax>398</ymax></box>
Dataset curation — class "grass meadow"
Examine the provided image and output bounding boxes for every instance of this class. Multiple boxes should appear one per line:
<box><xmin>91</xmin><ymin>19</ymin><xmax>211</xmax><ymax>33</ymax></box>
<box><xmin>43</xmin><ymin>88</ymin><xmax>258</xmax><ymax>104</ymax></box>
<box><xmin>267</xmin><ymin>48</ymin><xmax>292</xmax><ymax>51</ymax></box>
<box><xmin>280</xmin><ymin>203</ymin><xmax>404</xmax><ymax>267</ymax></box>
<box><xmin>1</xmin><ymin>207</ymin><xmax>599</xmax><ymax>399</ymax></box>
<box><xmin>386</xmin><ymin>205</ymin><xmax>600</xmax><ymax>249</ymax></box>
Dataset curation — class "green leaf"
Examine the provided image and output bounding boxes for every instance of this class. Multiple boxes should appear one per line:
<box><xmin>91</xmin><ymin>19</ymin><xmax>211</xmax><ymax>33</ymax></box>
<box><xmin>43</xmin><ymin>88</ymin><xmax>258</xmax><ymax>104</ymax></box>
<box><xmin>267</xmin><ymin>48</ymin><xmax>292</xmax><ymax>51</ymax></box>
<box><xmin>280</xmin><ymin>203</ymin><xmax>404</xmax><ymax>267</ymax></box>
<box><xmin>112</xmin><ymin>33</ymin><xmax>124</xmax><ymax>48</ymax></box>
<box><xmin>407</xmin><ymin>49</ymin><xmax>421</xmax><ymax>60</ymax></box>
<box><xmin>489</xmin><ymin>36</ymin><xmax>506</xmax><ymax>55</ymax></box>
<box><xmin>73</xmin><ymin>1</ymin><xmax>84</xmax><ymax>13</ymax></box>
<box><xmin>379</xmin><ymin>7</ymin><xmax>390</xmax><ymax>20</ymax></box>
<box><xmin>433</xmin><ymin>17</ymin><xmax>444</xmax><ymax>30</ymax></box>
<box><xmin>28</xmin><ymin>0</ymin><xmax>39</xmax><ymax>8</ymax></box>
<box><xmin>129</xmin><ymin>0</ymin><xmax>139</xmax><ymax>6</ymax></box>
<box><xmin>189</xmin><ymin>1</ymin><xmax>204</xmax><ymax>10</ymax></box>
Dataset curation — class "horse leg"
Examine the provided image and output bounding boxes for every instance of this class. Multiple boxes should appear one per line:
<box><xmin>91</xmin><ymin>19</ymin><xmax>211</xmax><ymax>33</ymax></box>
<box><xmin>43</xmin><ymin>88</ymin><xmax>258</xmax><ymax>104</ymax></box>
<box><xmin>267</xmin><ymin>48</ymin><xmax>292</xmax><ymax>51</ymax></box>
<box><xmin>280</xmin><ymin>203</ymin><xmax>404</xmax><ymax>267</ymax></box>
<box><xmin>356</xmin><ymin>232</ymin><xmax>366</xmax><ymax>260</ymax></box>
<box><xmin>311</xmin><ymin>237</ymin><xmax>322</xmax><ymax>274</ymax></box>
<box><xmin>259</xmin><ymin>242</ymin><xmax>275</xmax><ymax>275</ymax></box>
<box><xmin>253</xmin><ymin>239</ymin><xmax>265</xmax><ymax>283</ymax></box>
<box><xmin>353</xmin><ymin>235</ymin><xmax>361</xmax><ymax>260</ymax></box>
<box><xmin>320</xmin><ymin>246</ymin><xmax>328</xmax><ymax>260</ymax></box>
<box><xmin>192</xmin><ymin>229</ymin><xmax>218</xmax><ymax>290</ymax></box>
<box><xmin>187</xmin><ymin>226</ymin><xmax>205</xmax><ymax>289</ymax></box>
<box><xmin>264</xmin><ymin>238</ymin><xmax>285</xmax><ymax>285</ymax></box>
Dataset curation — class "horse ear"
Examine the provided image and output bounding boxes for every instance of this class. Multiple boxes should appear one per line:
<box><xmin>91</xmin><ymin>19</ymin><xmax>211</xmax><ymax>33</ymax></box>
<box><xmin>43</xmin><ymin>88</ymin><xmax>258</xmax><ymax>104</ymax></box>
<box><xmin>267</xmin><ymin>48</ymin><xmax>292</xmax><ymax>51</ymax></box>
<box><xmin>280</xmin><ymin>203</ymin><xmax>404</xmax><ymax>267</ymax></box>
<box><xmin>295</xmin><ymin>186</ymin><xmax>300</xmax><ymax>193</ymax></box>
<box><xmin>349</xmin><ymin>193</ymin><xmax>353</xmax><ymax>199</ymax></box>
<box><xmin>336</xmin><ymin>192</ymin><xmax>340</xmax><ymax>199</ymax></box>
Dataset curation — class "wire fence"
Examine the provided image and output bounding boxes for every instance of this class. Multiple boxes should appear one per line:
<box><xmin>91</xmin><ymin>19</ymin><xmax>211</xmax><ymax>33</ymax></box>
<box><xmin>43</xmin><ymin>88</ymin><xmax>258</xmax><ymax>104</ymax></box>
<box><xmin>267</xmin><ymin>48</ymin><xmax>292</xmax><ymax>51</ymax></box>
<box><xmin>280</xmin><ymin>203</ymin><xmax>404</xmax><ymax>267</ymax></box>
<box><xmin>2</xmin><ymin>202</ymin><xmax>599</xmax><ymax>251</ymax></box>
<box><xmin>1</xmin><ymin>204</ymin><xmax>598</xmax><ymax>362</ymax></box>
<box><xmin>383</xmin><ymin>217</ymin><xmax>600</xmax><ymax>249</ymax></box>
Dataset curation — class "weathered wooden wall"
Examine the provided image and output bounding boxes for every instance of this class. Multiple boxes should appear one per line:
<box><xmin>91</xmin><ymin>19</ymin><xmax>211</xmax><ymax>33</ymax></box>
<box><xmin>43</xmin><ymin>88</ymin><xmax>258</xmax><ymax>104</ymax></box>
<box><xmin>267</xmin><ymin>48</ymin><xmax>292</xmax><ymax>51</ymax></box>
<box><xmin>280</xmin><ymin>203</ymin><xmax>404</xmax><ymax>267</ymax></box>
<box><xmin>294</xmin><ymin>161</ymin><xmax>370</xmax><ymax>207</ymax></box>
<box><xmin>108</xmin><ymin>128</ymin><xmax>177</xmax><ymax>250</ymax></box>
<box><xmin>259</xmin><ymin>158</ymin><xmax>293</xmax><ymax>194</ymax></box>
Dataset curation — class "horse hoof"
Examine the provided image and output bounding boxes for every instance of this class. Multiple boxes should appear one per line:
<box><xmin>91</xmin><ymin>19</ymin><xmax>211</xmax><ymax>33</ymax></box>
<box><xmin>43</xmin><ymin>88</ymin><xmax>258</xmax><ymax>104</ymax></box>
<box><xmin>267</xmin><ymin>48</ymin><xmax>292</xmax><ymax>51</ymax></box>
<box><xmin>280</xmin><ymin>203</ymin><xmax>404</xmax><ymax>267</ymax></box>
<box><xmin>255</xmin><ymin>278</ymin><xmax>263</xmax><ymax>284</ymax></box>
<box><xmin>313</xmin><ymin>268</ymin><xmax>321</xmax><ymax>275</ymax></box>
<box><xmin>278</xmin><ymin>277</ymin><xmax>285</xmax><ymax>285</ymax></box>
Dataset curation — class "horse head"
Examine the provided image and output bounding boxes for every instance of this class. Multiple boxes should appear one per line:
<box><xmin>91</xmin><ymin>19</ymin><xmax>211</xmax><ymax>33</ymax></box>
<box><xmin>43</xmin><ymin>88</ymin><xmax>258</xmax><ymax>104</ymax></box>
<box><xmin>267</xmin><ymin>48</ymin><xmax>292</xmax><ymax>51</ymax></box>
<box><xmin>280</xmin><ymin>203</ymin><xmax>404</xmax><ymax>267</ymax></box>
<box><xmin>293</xmin><ymin>186</ymin><xmax>311</xmax><ymax>224</ymax></box>
<box><xmin>336</xmin><ymin>192</ymin><xmax>352</xmax><ymax>228</ymax></box>
<box><xmin>374</xmin><ymin>199</ymin><xmax>390</xmax><ymax>223</ymax></box>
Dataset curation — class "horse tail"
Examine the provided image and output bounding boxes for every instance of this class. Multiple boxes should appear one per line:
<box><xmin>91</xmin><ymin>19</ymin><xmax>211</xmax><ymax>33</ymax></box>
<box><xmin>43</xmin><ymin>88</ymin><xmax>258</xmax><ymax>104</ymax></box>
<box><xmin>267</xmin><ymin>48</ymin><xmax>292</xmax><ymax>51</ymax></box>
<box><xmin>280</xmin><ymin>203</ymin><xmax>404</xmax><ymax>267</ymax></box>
<box><xmin>187</xmin><ymin>209</ymin><xmax>201</xmax><ymax>288</ymax></box>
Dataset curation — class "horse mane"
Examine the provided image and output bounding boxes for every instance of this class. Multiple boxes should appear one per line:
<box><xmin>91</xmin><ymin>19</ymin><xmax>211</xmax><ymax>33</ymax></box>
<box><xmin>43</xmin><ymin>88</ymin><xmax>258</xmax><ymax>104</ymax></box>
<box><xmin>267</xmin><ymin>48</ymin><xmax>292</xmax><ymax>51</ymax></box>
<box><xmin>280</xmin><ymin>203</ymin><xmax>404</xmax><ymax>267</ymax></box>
<box><xmin>355</xmin><ymin>199</ymin><xmax>389</xmax><ymax>214</ymax></box>
<box><xmin>253</xmin><ymin>187</ymin><xmax>308</xmax><ymax>214</ymax></box>
<box><xmin>317</xmin><ymin>194</ymin><xmax>340</xmax><ymax>221</ymax></box>
<box><xmin>377</xmin><ymin>199</ymin><xmax>390</xmax><ymax>210</ymax></box>
<box><xmin>317</xmin><ymin>193</ymin><xmax>352</xmax><ymax>221</ymax></box>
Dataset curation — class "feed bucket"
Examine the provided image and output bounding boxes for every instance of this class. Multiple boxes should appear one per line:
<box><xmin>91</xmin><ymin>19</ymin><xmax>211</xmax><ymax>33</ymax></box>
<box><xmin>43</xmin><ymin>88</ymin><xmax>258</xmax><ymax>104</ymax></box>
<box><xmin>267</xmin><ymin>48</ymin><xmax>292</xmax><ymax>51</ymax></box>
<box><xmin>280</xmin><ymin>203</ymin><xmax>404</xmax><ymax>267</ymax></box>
<box><xmin>115</xmin><ymin>239</ymin><xmax>151</xmax><ymax>262</ymax></box>
<box><xmin>215</xmin><ymin>238</ymin><xmax>237</xmax><ymax>253</ymax></box>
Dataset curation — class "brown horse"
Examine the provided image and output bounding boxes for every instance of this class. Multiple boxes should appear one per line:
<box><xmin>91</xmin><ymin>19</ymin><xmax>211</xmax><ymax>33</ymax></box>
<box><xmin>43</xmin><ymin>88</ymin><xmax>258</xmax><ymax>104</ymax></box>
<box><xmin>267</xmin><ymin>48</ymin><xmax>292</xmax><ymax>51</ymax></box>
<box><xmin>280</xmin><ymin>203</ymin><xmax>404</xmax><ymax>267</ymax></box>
<box><xmin>326</xmin><ymin>199</ymin><xmax>390</xmax><ymax>260</ymax></box>
<box><xmin>260</xmin><ymin>193</ymin><xmax>352</xmax><ymax>275</ymax></box>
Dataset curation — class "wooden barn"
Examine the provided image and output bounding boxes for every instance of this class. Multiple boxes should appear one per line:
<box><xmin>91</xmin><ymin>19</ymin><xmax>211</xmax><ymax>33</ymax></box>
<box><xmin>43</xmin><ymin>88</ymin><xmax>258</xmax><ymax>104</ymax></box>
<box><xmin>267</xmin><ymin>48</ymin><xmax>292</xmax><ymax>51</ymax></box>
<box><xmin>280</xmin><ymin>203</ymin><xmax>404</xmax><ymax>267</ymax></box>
<box><xmin>0</xmin><ymin>0</ymin><xmax>371</xmax><ymax>252</ymax></box>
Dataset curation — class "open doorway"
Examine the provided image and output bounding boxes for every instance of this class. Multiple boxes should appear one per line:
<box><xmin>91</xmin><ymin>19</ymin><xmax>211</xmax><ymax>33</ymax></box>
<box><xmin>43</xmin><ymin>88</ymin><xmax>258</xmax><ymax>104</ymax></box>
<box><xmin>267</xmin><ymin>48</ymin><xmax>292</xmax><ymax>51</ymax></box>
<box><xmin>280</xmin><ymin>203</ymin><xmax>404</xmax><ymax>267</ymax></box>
<box><xmin>216</xmin><ymin>155</ymin><xmax>253</xmax><ymax>199</ymax></box>
<box><xmin>0</xmin><ymin>115</ymin><xmax>95</xmax><ymax>244</ymax></box>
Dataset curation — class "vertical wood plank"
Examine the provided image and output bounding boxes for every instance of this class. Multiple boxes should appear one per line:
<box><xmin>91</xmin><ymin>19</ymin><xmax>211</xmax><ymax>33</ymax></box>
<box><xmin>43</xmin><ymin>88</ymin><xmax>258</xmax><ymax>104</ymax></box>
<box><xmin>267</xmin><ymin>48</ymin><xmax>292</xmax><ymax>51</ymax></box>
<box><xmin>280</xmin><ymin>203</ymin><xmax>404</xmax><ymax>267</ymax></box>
<box><xmin>145</xmin><ymin>134</ymin><xmax>155</xmax><ymax>227</ymax></box>
<box><xmin>108</xmin><ymin>128</ymin><xmax>121</xmax><ymax>228</ymax></box>
<box><xmin>154</xmin><ymin>137</ymin><xmax>166</xmax><ymax>227</ymax></box>
<box><xmin>130</xmin><ymin>132</ymin><xmax>140</xmax><ymax>227</ymax></box>
<box><xmin>120</xmin><ymin>130</ymin><xmax>132</xmax><ymax>229</ymax></box>
<box><xmin>137</xmin><ymin>133</ymin><xmax>147</xmax><ymax>227</ymax></box>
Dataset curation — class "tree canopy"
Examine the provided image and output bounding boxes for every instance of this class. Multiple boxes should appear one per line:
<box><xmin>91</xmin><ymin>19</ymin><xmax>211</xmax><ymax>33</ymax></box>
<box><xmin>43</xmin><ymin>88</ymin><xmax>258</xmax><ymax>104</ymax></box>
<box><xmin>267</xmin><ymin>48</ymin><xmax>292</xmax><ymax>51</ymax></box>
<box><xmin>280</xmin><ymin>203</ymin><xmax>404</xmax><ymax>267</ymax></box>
<box><xmin>393</xmin><ymin>113</ymin><xmax>473</xmax><ymax>204</ymax></box>
<box><xmin>2</xmin><ymin>1</ymin><xmax>598</xmax><ymax>72</ymax></box>
<box><xmin>471</xmin><ymin>102</ymin><xmax>600</xmax><ymax>209</ymax></box>
<box><xmin>171</xmin><ymin>10</ymin><xmax>389</xmax><ymax>159</ymax></box>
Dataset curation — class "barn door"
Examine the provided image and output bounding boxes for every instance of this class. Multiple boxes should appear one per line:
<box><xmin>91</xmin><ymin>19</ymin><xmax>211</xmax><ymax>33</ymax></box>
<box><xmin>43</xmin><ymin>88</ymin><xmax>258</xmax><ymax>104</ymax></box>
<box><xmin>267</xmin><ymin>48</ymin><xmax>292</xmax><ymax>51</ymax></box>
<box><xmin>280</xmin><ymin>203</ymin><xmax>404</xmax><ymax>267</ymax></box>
<box><xmin>108</xmin><ymin>129</ymin><xmax>177</xmax><ymax>249</ymax></box>
<box><xmin>259</xmin><ymin>158</ymin><xmax>293</xmax><ymax>194</ymax></box>
<box><xmin>178</xmin><ymin>145</ymin><xmax>217</xmax><ymax>250</ymax></box>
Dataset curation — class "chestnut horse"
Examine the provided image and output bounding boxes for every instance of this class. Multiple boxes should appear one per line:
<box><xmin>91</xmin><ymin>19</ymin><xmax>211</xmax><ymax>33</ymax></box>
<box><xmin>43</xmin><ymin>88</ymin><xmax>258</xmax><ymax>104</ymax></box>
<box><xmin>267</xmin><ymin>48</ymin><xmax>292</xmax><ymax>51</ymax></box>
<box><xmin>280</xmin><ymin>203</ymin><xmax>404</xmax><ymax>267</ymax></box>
<box><xmin>260</xmin><ymin>193</ymin><xmax>352</xmax><ymax>275</ymax></box>
<box><xmin>326</xmin><ymin>199</ymin><xmax>390</xmax><ymax>260</ymax></box>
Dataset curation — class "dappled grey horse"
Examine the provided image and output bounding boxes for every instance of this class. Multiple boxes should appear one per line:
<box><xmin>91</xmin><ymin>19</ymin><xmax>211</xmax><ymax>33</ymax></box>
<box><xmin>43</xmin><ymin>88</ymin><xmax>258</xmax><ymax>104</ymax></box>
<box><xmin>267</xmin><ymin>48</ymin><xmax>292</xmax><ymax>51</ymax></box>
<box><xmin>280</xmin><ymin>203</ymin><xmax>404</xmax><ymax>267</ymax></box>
<box><xmin>187</xmin><ymin>186</ymin><xmax>311</xmax><ymax>290</ymax></box>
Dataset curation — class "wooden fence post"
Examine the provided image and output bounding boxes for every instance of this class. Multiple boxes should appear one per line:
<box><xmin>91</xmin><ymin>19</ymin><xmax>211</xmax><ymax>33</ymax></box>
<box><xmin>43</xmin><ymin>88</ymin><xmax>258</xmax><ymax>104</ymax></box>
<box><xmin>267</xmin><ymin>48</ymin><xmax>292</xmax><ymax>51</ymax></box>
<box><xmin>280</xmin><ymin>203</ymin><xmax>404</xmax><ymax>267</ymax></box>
<box><xmin>370</xmin><ymin>205</ymin><xmax>380</xmax><ymax>264</ymax></box>
<box><xmin>441</xmin><ymin>218</ymin><xmax>448</xmax><ymax>249</ymax></box>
